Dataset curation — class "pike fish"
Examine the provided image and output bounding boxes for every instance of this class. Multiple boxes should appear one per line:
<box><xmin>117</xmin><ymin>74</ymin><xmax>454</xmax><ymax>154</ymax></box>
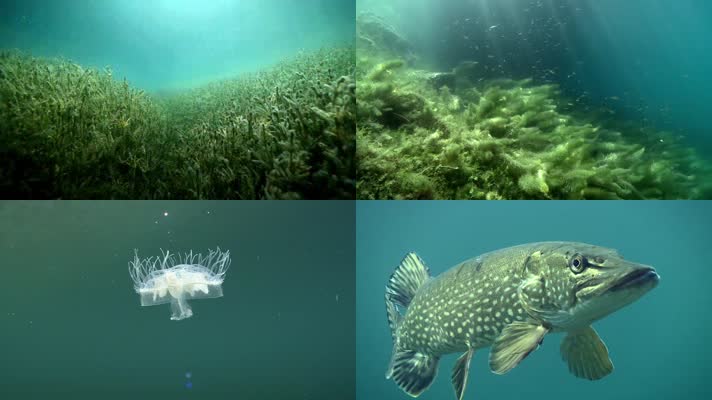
<box><xmin>385</xmin><ymin>242</ymin><xmax>659</xmax><ymax>399</ymax></box>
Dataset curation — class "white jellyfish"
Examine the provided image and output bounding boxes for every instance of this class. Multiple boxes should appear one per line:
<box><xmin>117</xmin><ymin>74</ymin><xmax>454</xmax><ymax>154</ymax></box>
<box><xmin>129</xmin><ymin>248</ymin><xmax>230</xmax><ymax>321</ymax></box>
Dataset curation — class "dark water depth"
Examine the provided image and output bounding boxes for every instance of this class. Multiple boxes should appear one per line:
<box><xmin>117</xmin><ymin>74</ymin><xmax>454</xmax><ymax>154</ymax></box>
<box><xmin>357</xmin><ymin>0</ymin><xmax>712</xmax><ymax>154</ymax></box>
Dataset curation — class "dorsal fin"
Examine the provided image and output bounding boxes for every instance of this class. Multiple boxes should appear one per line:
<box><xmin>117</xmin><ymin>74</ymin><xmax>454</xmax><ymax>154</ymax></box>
<box><xmin>387</xmin><ymin>252</ymin><xmax>431</xmax><ymax>308</ymax></box>
<box><xmin>385</xmin><ymin>252</ymin><xmax>431</xmax><ymax>340</ymax></box>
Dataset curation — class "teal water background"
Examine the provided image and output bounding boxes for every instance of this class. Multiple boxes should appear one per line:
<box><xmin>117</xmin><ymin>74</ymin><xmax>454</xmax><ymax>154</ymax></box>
<box><xmin>0</xmin><ymin>201</ymin><xmax>355</xmax><ymax>399</ymax></box>
<box><xmin>0</xmin><ymin>0</ymin><xmax>355</xmax><ymax>90</ymax></box>
<box><xmin>357</xmin><ymin>201</ymin><xmax>712</xmax><ymax>399</ymax></box>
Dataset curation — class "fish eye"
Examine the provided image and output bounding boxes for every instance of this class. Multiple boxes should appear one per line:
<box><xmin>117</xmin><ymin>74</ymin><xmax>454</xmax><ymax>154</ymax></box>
<box><xmin>570</xmin><ymin>254</ymin><xmax>585</xmax><ymax>274</ymax></box>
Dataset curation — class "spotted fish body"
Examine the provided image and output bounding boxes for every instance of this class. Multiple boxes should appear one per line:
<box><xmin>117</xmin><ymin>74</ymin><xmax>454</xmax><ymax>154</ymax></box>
<box><xmin>385</xmin><ymin>242</ymin><xmax>660</xmax><ymax>400</ymax></box>
<box><xmin>396</xmin><ymin>245</ymin><xmax>531</xmax><ymax>356</ymax></box>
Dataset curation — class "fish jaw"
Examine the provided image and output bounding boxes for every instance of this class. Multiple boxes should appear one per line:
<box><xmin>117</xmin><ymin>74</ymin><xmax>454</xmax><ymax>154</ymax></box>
<box><xmin>607</xmin><ymin>266</ymin><xmax>659</xmax><ymax>293</ymax></box>
<box><xmin>564</xmin><ymin>261</ymin><xmax>659</xmax><ymax>329</ymax></box>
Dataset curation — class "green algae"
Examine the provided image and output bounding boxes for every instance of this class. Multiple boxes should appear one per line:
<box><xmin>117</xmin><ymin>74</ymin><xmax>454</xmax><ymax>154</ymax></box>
<box><xmin>356</xmin><ymin>50</ymin><xmax>712</xmax><ymax>200</ymax></box>
<box><xmin>0</xmin><ymin>46</ymin><xmax>355</xmax><ymax>199</ymax></box>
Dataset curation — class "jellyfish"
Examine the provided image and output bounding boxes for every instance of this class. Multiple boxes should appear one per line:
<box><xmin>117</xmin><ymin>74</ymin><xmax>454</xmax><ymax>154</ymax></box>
<box><xmin>129</xmin><ymin>248</ymin><xmax>230</xmax><ymax>320</ymax></box>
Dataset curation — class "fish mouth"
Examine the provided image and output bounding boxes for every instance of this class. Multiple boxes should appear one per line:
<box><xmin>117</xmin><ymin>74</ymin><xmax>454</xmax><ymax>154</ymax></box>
<box><xmin>609</xmin><ymin>267</ymin><xmax>659</xmax><ymax>292</ymax></box>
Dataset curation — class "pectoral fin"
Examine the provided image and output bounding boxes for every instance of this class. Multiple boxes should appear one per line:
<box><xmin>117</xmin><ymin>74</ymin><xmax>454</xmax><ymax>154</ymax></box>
<box><xmin>451</xmin><ymin>346</ymin><xmax>474</xmax><ymax>400</ymax></box>
<box><xmin>560</xmin><ymin>326</ymin><xmax>613</xmax><ymax>380</ymax></box>
<box><xmin>489</xmin><ymin>321</ymin><xmax>549</xmax><ymax>374</ymax></box>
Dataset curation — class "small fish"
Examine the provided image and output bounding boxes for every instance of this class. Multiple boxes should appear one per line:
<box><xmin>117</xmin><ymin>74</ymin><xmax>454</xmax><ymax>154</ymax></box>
<box><xmin>488</xmin><ymin>25</ymin><xmax>499</xmax><ymax>31</ymax></box>
<box><xmin>385</xmin><ymin>242</ymin><xmax>659</xmax><ymax>400</ymax></box>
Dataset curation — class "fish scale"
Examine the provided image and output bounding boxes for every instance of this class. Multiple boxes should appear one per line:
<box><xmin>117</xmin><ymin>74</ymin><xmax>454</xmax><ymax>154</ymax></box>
<box><xmin>398</xmin><ymin>247</ymin><xmax>532</xmax><ymax>356</ymax></box>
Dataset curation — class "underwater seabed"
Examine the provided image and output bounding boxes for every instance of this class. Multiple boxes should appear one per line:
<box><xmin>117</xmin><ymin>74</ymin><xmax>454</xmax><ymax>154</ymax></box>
<box><xmin>355</xmin><ymin>53</ymin><xmax>712</xmax><ymax>200</ymax></box>
<box><xmin>0</xmin><ymin>46</ymin><xmax>355</xmax><ymax>199</ymax></box>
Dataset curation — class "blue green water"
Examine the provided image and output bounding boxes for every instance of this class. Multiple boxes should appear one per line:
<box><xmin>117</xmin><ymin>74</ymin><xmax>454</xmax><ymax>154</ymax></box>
<box><xmin>356</xmin><ymin>0</ymin><xmax>712</xmax><ymax>154</ymax></box>
<box><xmin>0</xmin><ymin>201</ymin><xmax>355</xmax><ymax>399</ymax></box>
<box><xmin>0</xmin><ymin>0</ymin><xmax>355</xmax><ymax>91</ymax></box>
<box><xmin>357</xmin><ymin>201</ymin><xmax>712</xmax><ymax>399</ymax></box>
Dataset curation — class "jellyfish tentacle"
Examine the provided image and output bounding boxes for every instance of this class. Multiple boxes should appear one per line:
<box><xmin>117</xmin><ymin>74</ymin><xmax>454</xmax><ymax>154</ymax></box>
<box><xmin>206</xmin><ymin>247</ymin><xmax>231</xmax><ymax>278</ymax></box>
<box><xmin>129</xmin><ymin>249</ymin><xmax>153</xmax><ymax>290</ymax></box>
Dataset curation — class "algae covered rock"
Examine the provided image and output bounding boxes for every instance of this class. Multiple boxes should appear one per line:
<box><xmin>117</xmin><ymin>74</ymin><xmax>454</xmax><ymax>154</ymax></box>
<box><xmin>394</xmin><ymin>172</ymin><xmax>436</xmax><ymax>200</ymax></box>
<box><xmin>427</xmin><ymin>72</ymin><xmax>456</xmax><ymax>90</ymax></box>
<box><xmin>354</xmin><ymin>14</ymin><xmax>712</xmax><ymax>200</ymax></box>
<box><xmin>358</xmin><ymin>63</ymin><xmax>437</xmax><ymax>130</ymax></box>
<box><xmin>481</xmin><ymin>117</ymin><xmax>510</xmax><ymax>138</ymax></box>
<box><xmin>357</xmin><ymin>12</ymin><xmax>415</xmax><ymax>61</ymax></box>
<box><xmin>367</xmin><ymin>59</ymin><xmax>405</xmax><ymax>81</ymax></box>
<box><xmin>518</xmin><ymin>170</ymin><xmax>550</xmax><ymax>197</ymax></box>
<box><xmin>356</xmin><ymin>66</ymin><xmax>712</xmax><ymax>199</ymax></box>
<box><xmin>426</xmin><ymin>61</ymin><xmax>483</xmax><ymax>91</ymax></box>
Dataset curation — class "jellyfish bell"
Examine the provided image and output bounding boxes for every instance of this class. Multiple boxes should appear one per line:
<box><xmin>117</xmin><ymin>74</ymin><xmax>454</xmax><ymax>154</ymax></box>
<box><xmin>129</xmin><ymin>248</ymin><xmax>230</xmax><ymax>320</ymax></box>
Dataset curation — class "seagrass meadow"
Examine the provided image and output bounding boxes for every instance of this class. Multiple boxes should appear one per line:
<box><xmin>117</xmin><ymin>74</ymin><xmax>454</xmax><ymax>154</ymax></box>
<box><xmin>355</xmin><ymin>4</ymin><xmax>712</xmax><ymax>200</ymax></box>
<box><xmin>0</xmin><ymin>46</ymin><xmax>355</xmax><ymax>199</ymax></box>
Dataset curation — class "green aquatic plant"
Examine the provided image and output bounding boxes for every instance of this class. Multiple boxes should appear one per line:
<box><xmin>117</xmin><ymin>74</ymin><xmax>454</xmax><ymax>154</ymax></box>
<box><xmin>0</xmin><ymin>46</ymin><xmax>355</xmax><ymax>199</ymax></box>
<box><xmin>357</xmin><ymin>60</ymin><xmax>438</xmax><ymax>131</ymax></box>
<box><xmin>355</xmin><ymin>49</ymin><xmax>712</xmax><ymax>199</ymax></box>
<box><xmin>0</xmin><ymin>51</ymin><xmax>169</xmax><ymax>198</ymax></box>
<box><xmin>366</xmin><ymin>59</ymin><xmax>405</xmax><ymax>81</ymax></box>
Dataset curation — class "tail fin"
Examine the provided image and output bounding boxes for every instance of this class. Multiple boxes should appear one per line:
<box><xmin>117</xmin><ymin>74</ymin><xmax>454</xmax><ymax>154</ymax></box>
<box><xmin>385</xmin><ymin>253</ymin><xmax>435</xmax><ymax>397</ymax></box>
<box><xmin>385</xmin><ymin>252</ymin><xmax>431</xmax><ymax>340</ymax></box>
<box><xmin>387</xmin><ymin>350</ymin><xmax>440</xmax><ymax>397</ymax></box>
